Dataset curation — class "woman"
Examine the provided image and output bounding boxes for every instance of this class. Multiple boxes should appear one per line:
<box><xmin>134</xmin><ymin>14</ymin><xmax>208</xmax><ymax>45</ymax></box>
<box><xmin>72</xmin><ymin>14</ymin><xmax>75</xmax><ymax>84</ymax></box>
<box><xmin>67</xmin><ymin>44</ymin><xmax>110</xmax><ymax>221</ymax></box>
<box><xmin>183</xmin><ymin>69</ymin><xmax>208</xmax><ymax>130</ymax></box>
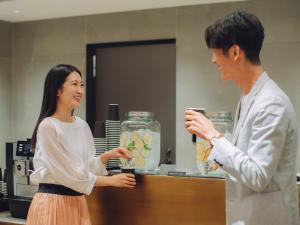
<box><xmin>26</xmin><ymin>64</ymin><xmax>136</xmax><ymax>225</ymax></box>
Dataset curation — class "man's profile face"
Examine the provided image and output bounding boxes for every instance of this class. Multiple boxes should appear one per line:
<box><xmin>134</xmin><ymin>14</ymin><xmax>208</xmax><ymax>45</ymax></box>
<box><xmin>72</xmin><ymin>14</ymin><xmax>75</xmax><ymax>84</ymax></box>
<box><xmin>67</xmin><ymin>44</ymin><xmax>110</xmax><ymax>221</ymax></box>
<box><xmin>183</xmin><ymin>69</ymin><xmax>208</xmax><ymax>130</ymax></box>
<box><xmin>211</xmin><ymin>47</ymin><xmax>236</xmax><ymax>81</ymax></box>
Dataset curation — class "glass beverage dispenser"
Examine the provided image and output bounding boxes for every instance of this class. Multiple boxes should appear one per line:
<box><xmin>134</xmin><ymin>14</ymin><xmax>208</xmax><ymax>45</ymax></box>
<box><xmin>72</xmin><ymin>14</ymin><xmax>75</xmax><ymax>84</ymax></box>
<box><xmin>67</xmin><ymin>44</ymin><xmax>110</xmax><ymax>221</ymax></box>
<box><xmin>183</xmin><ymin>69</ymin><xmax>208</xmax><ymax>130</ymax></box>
<box><xmin>196</xmin><ymin>111</ymin><xmax>233</xmax><ymax>175</ymax></box>
<box><xmin>120</xmin><ymin>111</ymin><xmax>161</xmax><ymax>172</ymax></box>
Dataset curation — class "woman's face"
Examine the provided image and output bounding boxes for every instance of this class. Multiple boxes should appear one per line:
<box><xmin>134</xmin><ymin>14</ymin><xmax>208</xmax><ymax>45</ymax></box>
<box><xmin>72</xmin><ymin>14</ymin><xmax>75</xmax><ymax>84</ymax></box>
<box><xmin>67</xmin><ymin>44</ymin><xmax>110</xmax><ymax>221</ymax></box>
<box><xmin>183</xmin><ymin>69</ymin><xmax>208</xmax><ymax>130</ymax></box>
<box><xmin>57</xmin><ymin>72</ymin><xmax>84</xmax><ymax>110</ymax></box>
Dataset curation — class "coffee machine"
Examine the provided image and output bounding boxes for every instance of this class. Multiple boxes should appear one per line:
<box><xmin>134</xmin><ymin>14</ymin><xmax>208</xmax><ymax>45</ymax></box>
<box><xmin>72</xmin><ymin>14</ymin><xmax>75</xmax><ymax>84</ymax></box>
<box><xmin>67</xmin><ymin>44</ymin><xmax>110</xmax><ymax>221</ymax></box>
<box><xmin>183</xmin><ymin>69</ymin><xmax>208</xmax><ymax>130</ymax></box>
<box><xmin>6</xmin><ymin>140</ymin><xmax>38</xmax><ymax>198</ymax></box>
<box><xmin>5</xmin><ymin>140</ymin><xmax>38</xmax><ymax>219</ymax></box>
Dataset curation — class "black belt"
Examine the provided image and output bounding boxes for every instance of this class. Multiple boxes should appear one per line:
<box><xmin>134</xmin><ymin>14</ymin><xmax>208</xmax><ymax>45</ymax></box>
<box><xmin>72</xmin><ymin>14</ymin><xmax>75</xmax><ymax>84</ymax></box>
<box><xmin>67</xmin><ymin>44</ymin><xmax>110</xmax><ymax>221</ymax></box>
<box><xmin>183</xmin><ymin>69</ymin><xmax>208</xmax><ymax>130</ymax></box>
<box><xmin>38</xmin><ymin>183</ymin><xmax>83</xmax><ymax>196</ymax></box>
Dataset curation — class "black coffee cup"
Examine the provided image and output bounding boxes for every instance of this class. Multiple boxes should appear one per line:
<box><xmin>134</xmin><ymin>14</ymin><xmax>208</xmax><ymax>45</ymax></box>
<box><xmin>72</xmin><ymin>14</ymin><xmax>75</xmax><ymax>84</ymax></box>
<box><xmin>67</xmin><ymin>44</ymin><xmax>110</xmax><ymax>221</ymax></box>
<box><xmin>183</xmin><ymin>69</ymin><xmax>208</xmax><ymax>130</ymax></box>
<box><xmin>186</xmin><ymin>107</ymin><xmax>205</xmax><ymax>143</ymax></box>
<box><xmin>107</xmin><ymin>104</ymin><xmax>120</xmax><ymax>121</ymax></box>
<box><xmin>121</xmin><ymin>168</ymin><xmax>135</xmax><ymax>174</ymax></box>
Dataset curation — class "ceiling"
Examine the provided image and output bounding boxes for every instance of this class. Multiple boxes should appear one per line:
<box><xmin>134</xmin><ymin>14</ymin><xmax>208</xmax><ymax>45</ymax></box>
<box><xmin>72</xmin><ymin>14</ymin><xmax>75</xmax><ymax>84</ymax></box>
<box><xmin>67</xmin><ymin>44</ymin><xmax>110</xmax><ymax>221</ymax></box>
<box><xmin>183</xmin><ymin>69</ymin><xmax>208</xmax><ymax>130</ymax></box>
<box><xmin>0</xmin><ymin>0</ymin><xmax>246</xmax><ymax>22</ymax></box>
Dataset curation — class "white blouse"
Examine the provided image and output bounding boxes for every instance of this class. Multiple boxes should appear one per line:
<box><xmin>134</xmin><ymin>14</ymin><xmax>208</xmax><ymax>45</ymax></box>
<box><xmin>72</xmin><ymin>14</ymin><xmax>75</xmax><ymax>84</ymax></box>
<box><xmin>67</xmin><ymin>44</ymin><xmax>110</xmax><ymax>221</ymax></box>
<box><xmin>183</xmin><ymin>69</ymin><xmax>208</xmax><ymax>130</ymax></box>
<box><xmin>30</xmin><ymin>116</ymin><xmax>107</xmax><ymax>195</ymax></box>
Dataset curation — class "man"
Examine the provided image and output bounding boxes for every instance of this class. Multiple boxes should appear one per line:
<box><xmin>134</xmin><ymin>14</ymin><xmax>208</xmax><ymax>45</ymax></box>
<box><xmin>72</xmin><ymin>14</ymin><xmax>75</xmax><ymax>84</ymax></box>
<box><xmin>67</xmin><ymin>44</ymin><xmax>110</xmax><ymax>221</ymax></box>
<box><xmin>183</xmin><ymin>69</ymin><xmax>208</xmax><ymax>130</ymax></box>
<box><xmin>184</xmin><ymin>11</ymin><xmax>299</xmax><ymax>225</ymax></box>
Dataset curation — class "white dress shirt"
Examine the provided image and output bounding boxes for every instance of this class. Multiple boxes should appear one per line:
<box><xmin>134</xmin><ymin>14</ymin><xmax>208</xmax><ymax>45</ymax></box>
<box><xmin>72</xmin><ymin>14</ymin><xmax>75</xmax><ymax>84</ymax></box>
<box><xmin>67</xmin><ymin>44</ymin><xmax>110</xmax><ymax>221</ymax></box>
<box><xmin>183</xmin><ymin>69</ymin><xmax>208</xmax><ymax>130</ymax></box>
<box><xmin>30</xmin><ymin>116</ymin><xmax>107</xmax><ymax>195</ymax></box>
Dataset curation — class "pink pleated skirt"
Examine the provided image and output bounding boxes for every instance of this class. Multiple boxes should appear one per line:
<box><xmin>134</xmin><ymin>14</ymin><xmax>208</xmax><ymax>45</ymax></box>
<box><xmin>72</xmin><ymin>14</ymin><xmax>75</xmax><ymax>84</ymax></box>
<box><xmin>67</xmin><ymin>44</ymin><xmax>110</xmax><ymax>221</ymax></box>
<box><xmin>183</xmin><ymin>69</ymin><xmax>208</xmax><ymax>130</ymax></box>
<box><xmin>26</xmin><ymin>193</ymin><xmax>91</xmax><ymax>225</ymax></box>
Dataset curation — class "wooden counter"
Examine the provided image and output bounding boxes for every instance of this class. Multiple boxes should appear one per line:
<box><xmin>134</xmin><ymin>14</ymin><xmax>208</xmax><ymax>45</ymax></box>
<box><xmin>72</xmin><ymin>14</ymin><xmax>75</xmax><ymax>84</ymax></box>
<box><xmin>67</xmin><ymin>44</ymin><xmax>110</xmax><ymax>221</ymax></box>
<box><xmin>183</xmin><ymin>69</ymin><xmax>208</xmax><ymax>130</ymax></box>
<box><xmin>1</xmin><ymin>179</ymin><xmax>299</xmax><ymax>225</ymax></box>
<box><xmin>86</xmin><ymin>174</ymin><xmax>226</xmax><ymax>225</ymax></box>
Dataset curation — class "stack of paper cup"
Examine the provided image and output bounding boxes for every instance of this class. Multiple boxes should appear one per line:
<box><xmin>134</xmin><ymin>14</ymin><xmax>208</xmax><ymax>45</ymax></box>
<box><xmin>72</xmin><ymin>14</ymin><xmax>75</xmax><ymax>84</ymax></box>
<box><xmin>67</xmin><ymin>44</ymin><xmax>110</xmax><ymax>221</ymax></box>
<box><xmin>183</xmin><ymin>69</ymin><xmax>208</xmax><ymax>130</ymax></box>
<box><xmin>106</xmin><ymin>104</ymin><xmax>121</xmax><ymax>168</ymax></box>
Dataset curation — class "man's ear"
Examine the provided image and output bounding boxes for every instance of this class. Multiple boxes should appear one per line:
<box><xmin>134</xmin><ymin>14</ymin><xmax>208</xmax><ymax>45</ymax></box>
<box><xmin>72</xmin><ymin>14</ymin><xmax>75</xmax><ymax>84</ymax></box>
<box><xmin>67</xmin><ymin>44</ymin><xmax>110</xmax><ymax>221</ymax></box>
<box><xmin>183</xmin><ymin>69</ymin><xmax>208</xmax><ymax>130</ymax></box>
<box><xmin>230</xmin><ymin>44</ymin><xmax>241</xmax><ymax>61</ymax></box>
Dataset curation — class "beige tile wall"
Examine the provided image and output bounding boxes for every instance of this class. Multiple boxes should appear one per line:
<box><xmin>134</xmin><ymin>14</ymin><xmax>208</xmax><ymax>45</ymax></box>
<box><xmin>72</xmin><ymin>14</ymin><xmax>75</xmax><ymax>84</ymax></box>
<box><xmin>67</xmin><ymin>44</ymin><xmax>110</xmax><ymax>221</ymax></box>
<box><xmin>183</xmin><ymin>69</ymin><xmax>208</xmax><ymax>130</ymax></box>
<box><xmin>0</xmin><ymin>21</ymin><xmax>12</xmax><ymax>168</ymax></box>
<box><xmin>1</xmin><ymin>0</ymin><xmax>300</xmax><ymax>171</ymax></box>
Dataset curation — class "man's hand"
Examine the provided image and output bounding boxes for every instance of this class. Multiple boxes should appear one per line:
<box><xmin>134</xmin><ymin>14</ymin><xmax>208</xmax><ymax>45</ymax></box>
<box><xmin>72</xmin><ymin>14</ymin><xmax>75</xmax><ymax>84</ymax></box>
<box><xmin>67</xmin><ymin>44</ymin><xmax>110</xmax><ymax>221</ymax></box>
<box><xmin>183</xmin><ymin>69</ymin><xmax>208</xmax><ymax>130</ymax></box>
<box><xmin>184</xmin><ymin>109</ymin><xmax>219</xmax><ymax>140</ymax></box>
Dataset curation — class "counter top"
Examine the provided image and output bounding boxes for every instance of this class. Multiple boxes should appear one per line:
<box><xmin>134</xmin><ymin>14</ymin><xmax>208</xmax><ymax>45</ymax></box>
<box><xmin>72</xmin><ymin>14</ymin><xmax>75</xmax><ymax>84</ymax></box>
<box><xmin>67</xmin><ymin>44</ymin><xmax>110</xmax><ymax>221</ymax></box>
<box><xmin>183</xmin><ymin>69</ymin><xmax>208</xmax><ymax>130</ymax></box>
<box><xmin>0</xmin><ymin>211</ymin><xmax>25</xmax><ymax>225</ymax></box>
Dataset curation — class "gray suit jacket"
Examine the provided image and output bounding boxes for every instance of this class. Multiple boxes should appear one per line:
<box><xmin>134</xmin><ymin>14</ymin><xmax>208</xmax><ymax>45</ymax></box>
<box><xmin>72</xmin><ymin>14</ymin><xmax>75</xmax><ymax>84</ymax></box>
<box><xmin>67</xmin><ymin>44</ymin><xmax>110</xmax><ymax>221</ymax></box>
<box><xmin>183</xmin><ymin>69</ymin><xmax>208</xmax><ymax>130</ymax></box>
<box><xmin>209</xmin><ymin>72</ymin><xmax>299</xmax><ymax>225</ymax></box>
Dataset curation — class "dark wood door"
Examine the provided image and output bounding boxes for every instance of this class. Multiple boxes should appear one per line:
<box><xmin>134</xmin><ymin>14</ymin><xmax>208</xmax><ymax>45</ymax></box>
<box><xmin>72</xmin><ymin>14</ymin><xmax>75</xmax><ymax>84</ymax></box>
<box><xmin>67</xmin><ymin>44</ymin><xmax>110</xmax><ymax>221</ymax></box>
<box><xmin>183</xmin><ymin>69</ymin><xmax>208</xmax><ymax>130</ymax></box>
<box><xmin>87</xmin><ymin>40</ymin><xmax>176</xmax><ymax>164</ymax></box>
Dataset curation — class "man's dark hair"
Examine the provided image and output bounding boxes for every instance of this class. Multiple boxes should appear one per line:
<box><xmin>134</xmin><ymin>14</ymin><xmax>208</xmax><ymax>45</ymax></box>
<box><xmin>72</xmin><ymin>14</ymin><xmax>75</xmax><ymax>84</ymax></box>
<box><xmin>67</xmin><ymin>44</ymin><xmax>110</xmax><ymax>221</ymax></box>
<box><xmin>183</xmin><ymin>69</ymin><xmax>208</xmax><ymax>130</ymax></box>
<box><xmin>205</xmin><ymin>10</ymin><xmax>265</xmax><ymax>65</ymax></box>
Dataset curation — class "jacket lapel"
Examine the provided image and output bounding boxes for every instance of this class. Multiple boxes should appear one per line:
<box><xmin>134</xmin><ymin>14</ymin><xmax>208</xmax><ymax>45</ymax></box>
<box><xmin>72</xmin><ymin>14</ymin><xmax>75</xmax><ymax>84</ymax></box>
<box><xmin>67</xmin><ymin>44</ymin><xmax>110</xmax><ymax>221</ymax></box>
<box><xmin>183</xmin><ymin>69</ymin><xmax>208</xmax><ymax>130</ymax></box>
<box><xmin>232</xmin><ymin>73</ymin><xmax>270</xmax><ymax>145</ymax></box>
<box><xmin>232</xmin><ymin>100</ymin><xmax>241</xmax><ymax>139</ymax></box>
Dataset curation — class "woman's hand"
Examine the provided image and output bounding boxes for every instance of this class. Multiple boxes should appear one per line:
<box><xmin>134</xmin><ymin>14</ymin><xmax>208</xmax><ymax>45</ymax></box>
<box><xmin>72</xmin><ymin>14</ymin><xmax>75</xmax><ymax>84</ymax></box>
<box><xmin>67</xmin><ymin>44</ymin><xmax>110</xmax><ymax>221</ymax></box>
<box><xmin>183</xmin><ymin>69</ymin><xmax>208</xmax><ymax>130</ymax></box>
<box><xmin>110</xmin><ymin>173</ymin><xmax>136</xmax><ymax>188</ymax></box>
<box><xmin>95</xmin><ymin>173</ymin><xmax>136</xmax><ymax>188</ymax></box>
<box><xmin>184</xmin><ymin>109</ymin><xmax>219</xmax><ymax>140</ymax></box>
<box><xmin>109</xmin><ymin>148</ymin><xmax>131</xmax><ymax>159</ymax></box>
<box><xmin>100</xmin><ymin>148</ymin><xmax>131</xmax><ymax>164</ymax></box>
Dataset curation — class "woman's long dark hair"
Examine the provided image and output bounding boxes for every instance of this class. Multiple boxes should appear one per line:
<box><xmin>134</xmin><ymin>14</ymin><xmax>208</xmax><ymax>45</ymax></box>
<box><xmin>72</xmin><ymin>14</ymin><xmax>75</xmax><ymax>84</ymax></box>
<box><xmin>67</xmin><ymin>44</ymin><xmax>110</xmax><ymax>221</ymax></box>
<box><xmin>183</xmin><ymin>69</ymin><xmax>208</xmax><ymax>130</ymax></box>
<box><xmin>31</xmin><ymin>64</ymin><xmax>81</xmax><ymax>150</ymax></box>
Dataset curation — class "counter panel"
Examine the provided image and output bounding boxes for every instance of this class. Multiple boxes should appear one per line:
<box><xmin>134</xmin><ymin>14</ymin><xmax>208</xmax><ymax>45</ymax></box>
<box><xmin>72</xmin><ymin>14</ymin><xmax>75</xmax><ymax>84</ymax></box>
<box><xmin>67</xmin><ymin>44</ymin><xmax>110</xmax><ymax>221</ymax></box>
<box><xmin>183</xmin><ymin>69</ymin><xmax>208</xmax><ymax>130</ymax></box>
<box><xmin>87</xmin><ymin>175</ymin><xmax>226</xmax><ymax>225</ymax></box>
